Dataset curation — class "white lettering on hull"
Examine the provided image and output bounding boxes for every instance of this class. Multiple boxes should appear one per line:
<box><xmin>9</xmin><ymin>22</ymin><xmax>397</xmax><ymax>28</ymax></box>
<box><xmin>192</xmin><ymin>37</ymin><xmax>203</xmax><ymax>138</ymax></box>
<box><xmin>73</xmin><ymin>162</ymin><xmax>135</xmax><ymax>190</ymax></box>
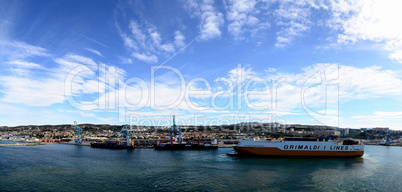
<box><xmin>283</xmin><ymin>144</ymin><xmax>350</xmax><ymax>151</ymax></box>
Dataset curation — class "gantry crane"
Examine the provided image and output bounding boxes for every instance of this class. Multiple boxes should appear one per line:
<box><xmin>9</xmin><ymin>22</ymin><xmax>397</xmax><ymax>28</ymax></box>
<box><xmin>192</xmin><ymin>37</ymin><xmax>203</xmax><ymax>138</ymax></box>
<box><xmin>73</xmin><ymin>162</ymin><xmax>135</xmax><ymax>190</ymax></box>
<box><xmin>74</xmin><ymin>121</ymin><xmax>82</xmax><ymax>144</ymax></box>
<box><xmin>170</xmin><ymin>115</ymin><xmax>181</xmax><ymax>145</ymax></box>
<box><xmin>119</xmin><ymin>125</ymin><xmax>132</xmax><ymax>146</ymax></box>
<box><xmin>384</xmin><ymin>132</ymin><xmax>394</xmax><ymax>145</ymax></box>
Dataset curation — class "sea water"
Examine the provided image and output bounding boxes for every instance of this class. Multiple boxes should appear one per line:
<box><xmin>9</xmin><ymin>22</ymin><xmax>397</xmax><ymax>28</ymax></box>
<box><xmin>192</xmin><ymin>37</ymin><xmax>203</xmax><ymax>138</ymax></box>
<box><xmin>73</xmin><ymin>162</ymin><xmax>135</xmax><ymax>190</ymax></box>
<box><xmin>0</xmin><ymin>141</ymin><xmax>401</xmax><ymax>192</ymax></box>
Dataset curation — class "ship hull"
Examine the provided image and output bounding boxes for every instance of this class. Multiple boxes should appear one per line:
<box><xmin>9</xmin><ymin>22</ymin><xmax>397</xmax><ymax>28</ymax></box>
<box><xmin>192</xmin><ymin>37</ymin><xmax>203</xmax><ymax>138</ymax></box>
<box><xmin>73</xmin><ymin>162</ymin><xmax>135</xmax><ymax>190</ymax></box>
<box><xmin>90</xmin><ymin>143</ymin><xmax>134</xmax><ymax>150</ymax></box>
<box><xmin>154</xmin><ymin>143</ymin><xmax>218</xmax><ymax>150</ymax></box>
<box><xmin>234</xmin><ymin>146</ymin><xmax>363</xmax><ymax>157</ymax></box>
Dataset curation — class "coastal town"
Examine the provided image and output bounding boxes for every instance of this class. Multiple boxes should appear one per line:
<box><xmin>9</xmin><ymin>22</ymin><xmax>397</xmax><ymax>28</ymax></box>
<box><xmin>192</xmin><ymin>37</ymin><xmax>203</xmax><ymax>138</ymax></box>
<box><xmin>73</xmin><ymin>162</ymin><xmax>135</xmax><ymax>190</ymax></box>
<box><xmin>1</xmin><ymin>122</ymin><xmax>402</xmax><ymax>147</ymax></box>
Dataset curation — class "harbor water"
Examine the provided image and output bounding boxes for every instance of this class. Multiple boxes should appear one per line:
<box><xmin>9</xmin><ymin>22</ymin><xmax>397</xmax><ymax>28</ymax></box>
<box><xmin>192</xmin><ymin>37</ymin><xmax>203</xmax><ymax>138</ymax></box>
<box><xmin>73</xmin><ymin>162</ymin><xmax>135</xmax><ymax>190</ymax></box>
<box><xmin>0</xmin><ymin>141</ymin><xmax>401</xmax><ymax>192</ymax></box>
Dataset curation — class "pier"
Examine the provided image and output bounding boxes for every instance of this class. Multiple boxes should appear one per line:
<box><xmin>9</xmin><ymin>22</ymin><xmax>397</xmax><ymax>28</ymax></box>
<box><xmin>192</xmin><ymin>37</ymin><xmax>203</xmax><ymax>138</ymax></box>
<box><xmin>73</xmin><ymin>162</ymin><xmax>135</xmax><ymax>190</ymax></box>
<box><xmin>0</xmin><ymin>143</ymin><xmax>38</xmax><ymax>146</ymax></box>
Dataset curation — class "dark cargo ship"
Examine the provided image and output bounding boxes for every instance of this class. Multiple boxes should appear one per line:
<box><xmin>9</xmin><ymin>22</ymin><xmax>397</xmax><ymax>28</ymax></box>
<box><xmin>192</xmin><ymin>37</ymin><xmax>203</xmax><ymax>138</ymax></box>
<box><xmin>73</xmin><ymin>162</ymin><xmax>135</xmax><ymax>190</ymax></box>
<box><xmin>154</xmin><ymin>138</ymin><xmax>218</xmax><ymax>150</ymax></box>
<box><xmin>154</xmin><ymin>143</ymin><xmax>218</xmax><ymax>150</ymax></box>
<box><xmin>154</xmin><ymin>115</ymin><xmax>218</xmax><ymax>150</ymax></box>
<box><xmin>90</xmin><ymin>140</ymin><xmax>134</xmax><ymax>150</ymax></box>
<box><xmin>90</xmin><ymin>125</ymin><xmax>134</xmax><ymax>150</ymax></box>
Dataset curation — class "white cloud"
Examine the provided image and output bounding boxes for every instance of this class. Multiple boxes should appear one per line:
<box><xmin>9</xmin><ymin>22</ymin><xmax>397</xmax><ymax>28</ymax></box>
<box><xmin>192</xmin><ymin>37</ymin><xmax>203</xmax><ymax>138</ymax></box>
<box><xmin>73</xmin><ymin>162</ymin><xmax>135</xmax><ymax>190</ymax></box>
<box><xmin>132</xmin><ymin>52</ymin><xmax>158</xmax><ymax>63</ymax></box>
<box><xmin>0</xmin><ymin>76</ymin><xmax>66</xmax><ymax>106</ymax></box>
<box><xmin>265</xmin><ymin>68</ymin><xmax>277</xmax><ymax>73</ymax></box>
<box><xmin>0</xmin><ymin>41</ymin><xmax>50</xmax><ymax>59</ymax></box>
<box><xmin>350</xmin><ymin>111</ymin><xmax>402</xmax><ymax>128</ymax></box>
<box><xmin>129</xmin><ymin>21</ymin><xmax>147</xmax><ymax>47</ymax></box>
<box><xmin>9</xmin><ymin>68</ymin><xmax>30</xmax><ymax>76</ymax></box>
<box><xmin>226</xmin><ymin>0</ymin><xmax>270</xmax><ymax>40</ymax></box>
<box><xmin>0</xmin><ymin>51</ymin><xmax>124</xmax><ymax>107</ymax></box>
<box><xmin>7</xmin><ymin>60</ymin><xmax>42</xmax><ymax>68</ymax></box>
<box><xmin>216</xmin><ymin>66</ymin><xmax>257</xmax><ymax>84</ymax></box>
<box><xmin>65</xmin><ymin>54</ymin><xmax>97</xmax><ymax>65</ymax></box>
<box><xmin>389</xmin><ymin>50</ymin><xmax>402</xmax><ymax>63</ymax></box>
<box><xmin>89</xmin><ymin>79</ymin><xmax>207</xmax><ymax>114</ymax></box>
<box><xmin>234</xmin><ymin>63</ymin><xmax>402</xmax><ymax>117</ymax></box>
<box><xmin>118</xmin><ymin>19</ymin><xmax>185</xmax><ymax>63</ymax></box>
<box><xmin>352</xmin><ymin>111</ymin><xmax>402</xmax><ymax>119</ymax></box>
<box><xmin>85</xmin><ymin>48</ymin><xmax>103</xmax><ymax>57</ymax></box>
<box><xmin>338</xmin><ymin>65</ymin><xmax>402</xmax><ymax>99</ymax></box>
<box><xmin>120</xmin><ymin>57</ymin><xmax>133</xmax><ymax>64</ymax></box>
<box><xmin>4</xmin><ymin>55</ymin><xmax>395</xmax><ymax>126</ymax></box>
<box><xmin>328</xmin><ymin>0</ymin><xmax>402</xmax><ymax>63</ymax></box>
<box><xmin>206</xmin><ymin>63</ymin><xmax>402</xmax><ymax>127</ymax></box>
<box><xmin>184</xmin><ymin>0</ymin><xmax>224</xmax><ymax>40</ymax></box>
<box><xmin>160</xmin><ymin>43</ymin><xmax>175</xmax><ymax>53</ymax></box>
<box><xmin>199</xmin><ymin>0</ymin><xmax>224</xmax><ymax>40</ymax></box>
<box><xmin>54</xmin><ymin>58</ymin><xmax>95</xmax><ymax>78</ymax></box>
<box><xmin>183</xmin><ymin>0</ymin><xmax>202</xmax><ymax>18</ymax></box>
<box><xmin>150</xmin><ymin>31</ymin><xmax>162</xmax><ymax>46</ymax></box>
<box><xmin>274</xmin><ymin>1</ymin><xmax>312</xmax><ymax>47</ymax></box>
<box><xmin>174</xmin><ymin>31</ymin><xmax>185</xmax><ymax>47</ymax></box>
<box><xmin>148</xmin><ymin>30</ymin><xmax>175</xmax><ymax>52</ymax></box>
<box><xmin>120</xmin><ymin>33</ymin><xmax>137</xmax><ymax>50</ymax></box>
<box><xmin>114</xmin><ymin>0</ymin><xmax>402</xmax><ymax>57</ymax></box>
<box><xmin>6</xmin><ymin>60</ymin><xmax>43</xmax><ymax>76</ymax></box>
<box><xmin>220</xmin><ymin>0</ymin><xmax>327</xmax><ymax>46</ymax></box>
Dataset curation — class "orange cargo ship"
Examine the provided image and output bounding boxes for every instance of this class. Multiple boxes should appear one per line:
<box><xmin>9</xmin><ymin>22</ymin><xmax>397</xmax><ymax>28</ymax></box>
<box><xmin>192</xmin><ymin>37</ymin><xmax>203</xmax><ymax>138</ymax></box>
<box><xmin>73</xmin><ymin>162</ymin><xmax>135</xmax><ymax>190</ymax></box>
<box><xmin>229</xmin><ymin>137</ymin><xmax>364</xmax><ymax>157</ymax></box>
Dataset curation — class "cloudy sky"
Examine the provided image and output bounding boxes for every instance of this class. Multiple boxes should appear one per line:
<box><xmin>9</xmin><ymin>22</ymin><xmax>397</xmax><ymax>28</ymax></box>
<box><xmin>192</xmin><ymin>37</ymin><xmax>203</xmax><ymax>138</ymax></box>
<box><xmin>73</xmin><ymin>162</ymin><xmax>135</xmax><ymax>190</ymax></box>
<box><xmin>1</xmin><ymin>0</ymin><xmax>402</xmax><ymax>129</ymax></box>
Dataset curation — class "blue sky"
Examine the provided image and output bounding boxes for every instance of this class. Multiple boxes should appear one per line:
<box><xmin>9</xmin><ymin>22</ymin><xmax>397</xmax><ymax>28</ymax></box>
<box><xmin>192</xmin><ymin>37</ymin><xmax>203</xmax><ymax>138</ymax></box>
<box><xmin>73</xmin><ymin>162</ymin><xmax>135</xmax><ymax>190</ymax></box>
<box><xmin>1</xmin><ymin>0</ymin><xmax>402</xmax><ymax>129</ymax></box>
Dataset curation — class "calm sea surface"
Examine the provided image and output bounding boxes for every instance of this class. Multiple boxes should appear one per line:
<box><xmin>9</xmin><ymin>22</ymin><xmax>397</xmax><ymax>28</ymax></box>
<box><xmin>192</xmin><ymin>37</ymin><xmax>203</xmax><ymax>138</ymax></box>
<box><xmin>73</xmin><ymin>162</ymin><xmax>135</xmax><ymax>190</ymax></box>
<box><xmin>1</xmin><ymin>140</ymin><xmax>401</xmax><ymax>192</ymax></box>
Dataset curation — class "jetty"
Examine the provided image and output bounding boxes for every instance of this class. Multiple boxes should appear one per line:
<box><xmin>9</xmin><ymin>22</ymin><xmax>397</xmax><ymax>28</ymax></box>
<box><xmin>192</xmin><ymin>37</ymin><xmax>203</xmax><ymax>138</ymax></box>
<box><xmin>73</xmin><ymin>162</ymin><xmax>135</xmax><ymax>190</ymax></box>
<box><xmin>0</xmin><ymin>143</ymin><xmax>39</xmax><ymax>146</ymax></box>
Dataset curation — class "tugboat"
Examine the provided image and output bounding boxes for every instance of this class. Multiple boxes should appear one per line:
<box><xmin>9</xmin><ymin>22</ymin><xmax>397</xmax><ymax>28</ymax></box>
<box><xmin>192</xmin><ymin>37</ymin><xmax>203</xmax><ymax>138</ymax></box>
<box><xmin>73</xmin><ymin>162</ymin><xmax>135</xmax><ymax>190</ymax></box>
<box><xmin>227</xmin><ymin>137</ymin><xmax>364</xmax><ymax>157</ymax></box>
<box><xmin>154</xmin><ymin>115</ymin><xmax>218</xmax><ymax>150</ymax></box>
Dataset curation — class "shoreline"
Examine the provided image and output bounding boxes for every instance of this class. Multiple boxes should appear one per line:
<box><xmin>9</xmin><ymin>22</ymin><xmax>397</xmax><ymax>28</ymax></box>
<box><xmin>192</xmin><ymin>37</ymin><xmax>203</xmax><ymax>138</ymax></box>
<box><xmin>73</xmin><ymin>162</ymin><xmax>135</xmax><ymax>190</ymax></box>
<box><xmin>2</xmin><ymin>138</ymin><xmax>401</xmax><ymax>148</ymax></box>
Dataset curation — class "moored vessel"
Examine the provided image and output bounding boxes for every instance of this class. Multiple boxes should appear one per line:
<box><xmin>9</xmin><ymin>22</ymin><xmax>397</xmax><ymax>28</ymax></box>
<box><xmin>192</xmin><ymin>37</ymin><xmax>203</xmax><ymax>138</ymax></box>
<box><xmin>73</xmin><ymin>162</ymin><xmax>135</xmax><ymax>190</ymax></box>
<box><xmin>154</xmin><ymin>137</ymin><xmax>218</xmax><ymax>150</ymax></box>
<box><xmin>90</xmin><ymin>140</ymin><xmax>134</xmax><ymax>150</ymax></box>
<box><xmin>154</xmin><ymin>115</ymin><xmax>218</xmax><ymax>150</ymax></box>
<box><xmin>229</xmin><ymin>137</ymin><xmax>364</xmax><ymax>157</ymax></box>
<box><xmin>154</xmin><ymin>142</ymin><xmax>218</xmax><ymax>150</ymax></box>
<box><xmin>90</xmin><ymin>125</ymin><xmax>134</xmax><ymax>150</ymax></box>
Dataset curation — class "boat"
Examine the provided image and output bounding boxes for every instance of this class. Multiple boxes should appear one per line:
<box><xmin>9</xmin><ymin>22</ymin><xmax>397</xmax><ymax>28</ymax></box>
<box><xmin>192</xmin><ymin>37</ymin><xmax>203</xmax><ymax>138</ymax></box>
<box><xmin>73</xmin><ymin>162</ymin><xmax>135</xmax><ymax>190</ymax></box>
<box><xmin>154</xmin><ymin>115</ymin><xmax>218</xmax><ymax>150</ymax></box>
<box><xmin>223</xmin><ymin>140</ymin><xmax>239</xmax><ymax>145</ymax></box>
<box><xmin>154</xmin><ymin>137</ymin><xmax>218</xmax><ymax>150</ymax></box>
<box><xmin>90</xmin><ymin>125</ymin><xmax>134</xmax><ymax>150</ymax></box>
<box><xmin>380</xmin><ymin>133</ymin><xmax>394</xmax><ymax>146</ymax></box>
<box><xmin>90</xmin><ymin>140</ymin><xmax>134</xmax><ymax>150</ymax></box>
<box><xmin>228</xmin><ymin>137</ymin><xmax>364</xmax><ymax>157</ymax></box>
<box><xmin>154</xmin><ymin>142</ymin><xmax>218</xmax><ymax>150</ymax></box>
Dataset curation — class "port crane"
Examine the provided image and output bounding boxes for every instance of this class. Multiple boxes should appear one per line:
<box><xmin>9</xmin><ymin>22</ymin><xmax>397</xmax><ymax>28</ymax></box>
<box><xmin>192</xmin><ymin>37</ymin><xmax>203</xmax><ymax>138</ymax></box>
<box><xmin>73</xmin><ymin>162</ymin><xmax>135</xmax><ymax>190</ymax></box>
<box><xmin>383</xmin><ymin>132</ymin><xmax>394</xmax><ymax>145</ymax></box>
<box><xmin>74</xmin><ymin>121</ymin><xmax>83</xmax><ymax>144</ymax></box>
<box><xmin>119</xmin><ymin>125</ymin><xmax>132</xmax><ymax>146</ymax></box>
<box><xmin>170</xmin><ymin>115</ymin><xmax>181</xmax><ymax>145</ymax></box>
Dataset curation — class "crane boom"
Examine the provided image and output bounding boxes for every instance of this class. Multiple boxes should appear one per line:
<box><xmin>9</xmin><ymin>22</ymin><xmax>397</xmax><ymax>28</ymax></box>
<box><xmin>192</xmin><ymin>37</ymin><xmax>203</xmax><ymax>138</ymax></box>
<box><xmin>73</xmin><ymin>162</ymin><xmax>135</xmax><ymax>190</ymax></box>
<box><xmin>119</xmin><ymin>125</ymin><xmax>132</xmax><ymax>146</ymax></box>
<box><xmin>74</xmin><ymin>121</ymin><xmax>82</xmax><ymax>145</ymax></box>
<box><xmin>170</xmin><ymin>115</ymin><xmax>181</xmax><ymax>144</ymax></box>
